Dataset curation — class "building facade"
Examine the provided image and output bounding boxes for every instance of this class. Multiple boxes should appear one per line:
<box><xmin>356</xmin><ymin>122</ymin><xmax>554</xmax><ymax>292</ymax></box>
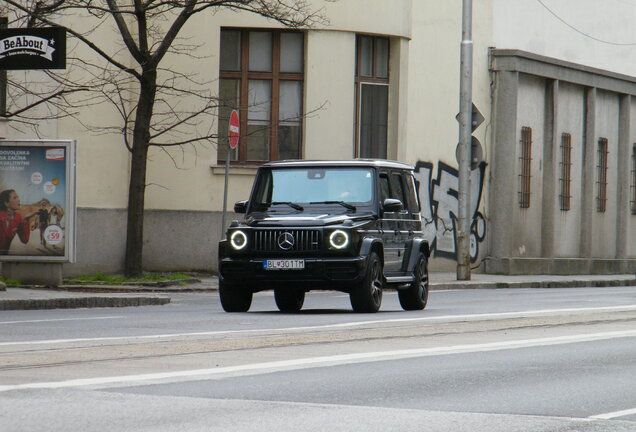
<box><xmin>1</xmin><ymin>0</ymin><xmax>635</xmax><ymax>276</ymax></box>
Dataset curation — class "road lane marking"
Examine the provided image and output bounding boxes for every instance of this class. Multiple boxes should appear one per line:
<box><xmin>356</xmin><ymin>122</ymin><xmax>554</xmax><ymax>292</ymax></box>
<box><xmin>0</xmin><ymin>316</ymin><xmax>123</xmax><ymax>325</ymax></box>
<box><xmin>2</xmin><ymin>328</ymin><xmax>636</xmax><ymax>393</ymax></box>
<box><xmin>589</xmin><ymin>407</ymin><xmax>636</xmax><ymax>420</ymax></box>
<box><xmin>2</xmin><ymin>304</ymin><xmax>636</xmax><ymax>347</ymax></box>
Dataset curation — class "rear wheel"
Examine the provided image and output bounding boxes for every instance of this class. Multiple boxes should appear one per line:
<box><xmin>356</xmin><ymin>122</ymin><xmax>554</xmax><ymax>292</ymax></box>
<box><xmin>398</xmin><ymin>253</ymin><xmax>429</xmax><ymax>310</ymax></box>
<box><xmin>219</xmin><ymin>279</ymin><xmax>253</xmax><ymax>312</ymax></box>
<box><xmin>350</xmin><ymin>251</ymin><xmax>383</xmax><ymax>313</ymax></box>
<box><xmin>274</xmin><ymin>289</ymin><xmax>305</xmax><ymax>313</ymax></box>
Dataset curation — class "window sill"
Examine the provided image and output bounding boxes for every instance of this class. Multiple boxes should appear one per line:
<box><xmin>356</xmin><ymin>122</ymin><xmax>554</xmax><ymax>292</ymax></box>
<box><xmin>211</xmin><ymin>165</ymin><xmax>260</xmax><ymax>176</ymax></box>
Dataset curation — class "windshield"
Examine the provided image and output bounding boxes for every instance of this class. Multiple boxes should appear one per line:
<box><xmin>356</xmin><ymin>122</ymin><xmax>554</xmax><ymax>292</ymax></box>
<box><xmin>252</xmin><ymin>167</ymin><xmax>375</xmax><ymax>208</ymax></box>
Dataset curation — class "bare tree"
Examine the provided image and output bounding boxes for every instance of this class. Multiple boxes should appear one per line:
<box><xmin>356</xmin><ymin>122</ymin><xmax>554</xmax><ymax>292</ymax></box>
<box><xmin>1</xmin><ymin>0</ymin><xmax>327</xmax><ymax>276</ymax></box>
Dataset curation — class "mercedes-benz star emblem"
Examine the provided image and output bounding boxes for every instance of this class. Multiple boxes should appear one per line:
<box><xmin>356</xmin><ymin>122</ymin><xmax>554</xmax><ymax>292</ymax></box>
<box><xmin>277</xmin><ymin>232</ymin><xmax>295</xmax><ymax>250</ymax></box>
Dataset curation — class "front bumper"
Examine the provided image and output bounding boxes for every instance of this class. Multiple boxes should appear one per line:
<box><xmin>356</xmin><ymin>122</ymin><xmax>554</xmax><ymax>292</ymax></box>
<box><xmin>219</xmin><ymin>255</ymin><xmax>367</xmax><ymax>291</ymax></box>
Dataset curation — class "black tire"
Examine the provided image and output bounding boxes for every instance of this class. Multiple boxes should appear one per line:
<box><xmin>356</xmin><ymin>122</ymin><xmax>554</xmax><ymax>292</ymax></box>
<box><xmin>274</xmin><ymin>289</ymin><xmax>305</xmax><ymax>313</ymax></box>
<box><xmin>398</xmin><ymin>253</ymin><xmax>429</xmax><ymax>311</ymax></box>
<box><xmin>219</xmin><ymin>278</ymin><xmax>253</xmax><ymax>312</ymax></box>
<box><xmin>350</xmin><ymin>251</ymin><xmax>383</xmax><ymax>313</ymax></box>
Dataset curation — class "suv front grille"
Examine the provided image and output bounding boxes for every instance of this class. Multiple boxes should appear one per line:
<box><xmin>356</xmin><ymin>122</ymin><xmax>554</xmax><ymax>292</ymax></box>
<box><xmin>253</xmin><ymin>229</ymin><xmax>321</xmax><ymax>252</ymax></box>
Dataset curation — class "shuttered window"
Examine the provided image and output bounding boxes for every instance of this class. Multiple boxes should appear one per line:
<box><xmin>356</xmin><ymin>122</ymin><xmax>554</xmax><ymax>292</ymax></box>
<box><xmin>630</xmin><ymin>144</ymin><xmax>636</xmax><ymax>215</ymax></box>
<box><xmin>596</xmin><ymin>138</ymin><xmax>609</xmax><ymax>213</ymax></box>
<box><xmin>518</xmin><ymin>126</ymin><xmax>533</xmax><ymax>208</ymax></box>
<box><xmin>559</xmin><ymin>133</ymin><xmax>573</xmax><ymax>211</ymax></box>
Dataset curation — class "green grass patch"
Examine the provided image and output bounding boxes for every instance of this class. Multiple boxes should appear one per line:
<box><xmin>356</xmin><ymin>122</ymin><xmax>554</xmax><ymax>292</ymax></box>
<box><xmin>0</xmin><ymin>277</ymin><xmax>21</xmax><ymax>285</ymax></box>
<box><xmin>66</xmin><ymin>272</ymin><xmax>194</xmax><ymax>285</ymax></box>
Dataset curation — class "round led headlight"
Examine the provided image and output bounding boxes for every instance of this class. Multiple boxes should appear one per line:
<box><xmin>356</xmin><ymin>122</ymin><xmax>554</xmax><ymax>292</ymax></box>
<box><xmin>230</xmin><ymin>230</ymin><xmax>248</xmax><ymax>250</ymax></box>
<box><xmin>329</xmin><ymin>230</ymin><xmax>349</xmax><ymax>249</ymax></box>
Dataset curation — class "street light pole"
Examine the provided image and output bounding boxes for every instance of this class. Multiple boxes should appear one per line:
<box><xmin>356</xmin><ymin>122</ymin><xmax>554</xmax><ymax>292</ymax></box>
<box><xmin>457</xmin><ymin>0</ymin><xmax>473</xmax><ymax>280</ymax></box>
<box><xmin>0</xmin><ymin>17</ymin><xmax>7</xmax><ymax>117</ymax></box>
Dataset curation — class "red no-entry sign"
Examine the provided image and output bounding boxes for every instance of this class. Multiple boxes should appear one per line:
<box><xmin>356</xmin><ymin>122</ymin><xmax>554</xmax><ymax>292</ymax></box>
<box><xmin>228</xmin><ymin>109</ymin><xmax>239</xmax><ymax>149</ymax></box>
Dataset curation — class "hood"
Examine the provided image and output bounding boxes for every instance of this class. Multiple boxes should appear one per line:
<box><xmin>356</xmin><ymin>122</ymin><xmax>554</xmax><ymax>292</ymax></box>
<box><xmin>244</xmin><ymin>211</ymin><xmax>375</xmax><ymax>227</ymax></box>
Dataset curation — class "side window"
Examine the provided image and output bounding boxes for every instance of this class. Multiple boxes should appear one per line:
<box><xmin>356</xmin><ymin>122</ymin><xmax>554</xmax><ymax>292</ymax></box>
<box><xmin>379</xmin><ymin>173</ymin><xmax>391</xmax><ymax>203</ymax></box>
<box><xmin>404</xmin><ymin>173</ymin><xmax>420</xmax><ymax>212</ymax></box>
<box><xmin>390</xmin><ymin>173</ymin><xmax>407</xmax><ymax>207</ymax></box>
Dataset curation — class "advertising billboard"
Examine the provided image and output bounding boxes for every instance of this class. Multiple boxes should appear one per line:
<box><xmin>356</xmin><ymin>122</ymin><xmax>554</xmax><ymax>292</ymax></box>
<box><xmin>0</xmin><ymin>140</ymin><xmax>76</xmax><ymax>262</ymax></box>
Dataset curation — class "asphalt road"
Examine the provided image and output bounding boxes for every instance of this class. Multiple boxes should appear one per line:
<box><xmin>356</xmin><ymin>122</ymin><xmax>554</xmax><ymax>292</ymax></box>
<box><xmin>2</xmin><ymin>287</ymin><xmax>636</xmax><ymax>431</ymax></box>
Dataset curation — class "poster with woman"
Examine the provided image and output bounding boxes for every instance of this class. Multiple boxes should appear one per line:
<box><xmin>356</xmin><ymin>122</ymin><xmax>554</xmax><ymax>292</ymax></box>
<box><xmin>0</xmin><ymin>140</ymin><xmax>75</xmax><ymax>262</ymax></box>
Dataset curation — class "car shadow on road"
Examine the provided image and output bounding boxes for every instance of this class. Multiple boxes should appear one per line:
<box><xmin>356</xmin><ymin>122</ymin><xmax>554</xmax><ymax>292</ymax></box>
<box><xmin>251</xmin><ymin>309</ymin><xmax>405</xmax><ymax>315</ymax></box>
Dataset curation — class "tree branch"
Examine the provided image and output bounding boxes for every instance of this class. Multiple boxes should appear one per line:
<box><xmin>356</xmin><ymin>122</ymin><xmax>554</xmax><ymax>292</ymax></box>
<box><xmin>2</xmin><ymin>0</ymin><xmax>142</xmax><ymax>79</ymax></box>
<box><xmin>105</xmin><ymin>0</ymin><xmax>145</xmax><ymax>65</ymax></box>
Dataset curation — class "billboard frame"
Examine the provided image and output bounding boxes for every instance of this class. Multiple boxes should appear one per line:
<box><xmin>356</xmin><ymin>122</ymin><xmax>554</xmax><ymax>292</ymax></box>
<box><xmin>0</xmin><ymin>139</ymin><xmax>76</xmax><ymax>263</ymax></box>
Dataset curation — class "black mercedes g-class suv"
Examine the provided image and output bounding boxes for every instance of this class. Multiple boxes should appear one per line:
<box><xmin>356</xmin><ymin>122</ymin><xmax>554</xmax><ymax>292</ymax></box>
<box><xmin>218</xmin><ymin>160</ymin><xmax>430</xmax><ymax>313</ymax></box>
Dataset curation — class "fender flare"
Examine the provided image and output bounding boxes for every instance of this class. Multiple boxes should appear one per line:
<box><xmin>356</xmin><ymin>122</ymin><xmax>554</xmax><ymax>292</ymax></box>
<box><xmin>359</xmin><ymin>237</ymin><xmax>384</xmax><ymax>262</ymax></box>
<box><xmin>404</xmin><ymin>238</ymin><xmax>430</xmax><ymax>273</ymax></box>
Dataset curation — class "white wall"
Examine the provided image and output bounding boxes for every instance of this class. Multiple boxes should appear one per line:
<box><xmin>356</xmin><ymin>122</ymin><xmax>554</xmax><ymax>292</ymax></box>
<box><xmin>630</xmin><ymin>100</ymin><xmax>636</xmax><ymax>258</ymax></box>
<box><xmin>554</xmin><ymin>82</ymin><xmax>584</xmax><ymax>257</ymax></box>
<box><xmin>145</xmin><ymin>1</ymin><xmax>415</xmax><ymax>212</ymax></box>
<box><xmin>591</xmin><ymin>90</ymin><xmax>619</xmax><ymax>257</ymax></box>
<box><xmin>304</xmin><ymin>31</ymin><xmax>356</xmax><ymax>160</ymax></box>
<box><xmin>4</xmin><ymin>14</ymin><xmax>133</xmax><ymax>210</ymax></box>
<box><xmin>493</xmin><ymin>0</ymin><xmax>636</xmax><ymax>76</ymax></box>
<box><xmin>512</xmin><ymin>74</ymin><xmax>545</xmax><ymax>257</ymax></box>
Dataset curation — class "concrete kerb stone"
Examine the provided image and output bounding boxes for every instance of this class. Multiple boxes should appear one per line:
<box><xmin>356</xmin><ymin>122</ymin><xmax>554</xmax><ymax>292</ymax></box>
<box><xmin>430</xmin><ymin>278</ymin><xmax>636</xmax><ymax>290</ymax></box>
<box><xmin>53</xmin><ymin>284</ymin><xmax>215</xmax><ymax>293</ymax></box>
<box><xmin>54</xmin><ymin>277</ymin><xmax>215</xmax><ymax>293</ymax></box>
<box><xmin>58</xmin><ymin>278</ymin><xmax>203</xmax><ymax>288</ymax></box>
<box><xmin>0</xmin><ymin>295</ymin><xmax>170</xmax><ymax>311</ymax></box>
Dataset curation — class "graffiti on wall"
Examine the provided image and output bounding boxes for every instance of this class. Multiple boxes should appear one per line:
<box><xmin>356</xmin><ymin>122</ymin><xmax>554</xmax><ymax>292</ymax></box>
<box><xmin>413</xmin><ymin>161</ymin><xmax>487</xmax><ymax>262</ymax></box>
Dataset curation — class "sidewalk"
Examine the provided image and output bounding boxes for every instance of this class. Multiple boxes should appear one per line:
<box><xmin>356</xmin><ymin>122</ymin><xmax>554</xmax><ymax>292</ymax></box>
<box><xmin>0</xmin><ymin>273</ymin><xmax>634</xmax><ymax>311</ymax></box>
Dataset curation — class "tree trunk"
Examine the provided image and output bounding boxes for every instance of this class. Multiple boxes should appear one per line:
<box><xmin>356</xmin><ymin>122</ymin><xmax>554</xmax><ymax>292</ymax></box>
<box><xmin>124</xmin><ymin>70</ymin><xmax>157</xmax><ymax>277</ymax></box>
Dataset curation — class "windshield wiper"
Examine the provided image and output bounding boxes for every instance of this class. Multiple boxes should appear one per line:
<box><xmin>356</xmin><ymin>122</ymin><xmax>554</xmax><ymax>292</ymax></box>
<box><xmin>309</xmin><ymin>201</ymin><xmax>356</xmax><ymax>211</ymax></box>
<box><xmin>266</xmin><ymin>201</ymin><xmax>304</xmax><ymax>211</ymax></box>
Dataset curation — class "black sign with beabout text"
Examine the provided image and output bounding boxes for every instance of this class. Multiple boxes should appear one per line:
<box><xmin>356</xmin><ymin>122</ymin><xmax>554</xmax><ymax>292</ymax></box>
<box><xmin>0</xmin><ymin>27</ymin><xmax>66</xmax><ymax>70</ymax></box>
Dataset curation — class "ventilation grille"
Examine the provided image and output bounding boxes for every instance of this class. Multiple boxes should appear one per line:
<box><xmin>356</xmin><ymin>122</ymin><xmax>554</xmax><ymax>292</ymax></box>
<box><xmin>253</xmin><ymin>230</ymin><xmax>321</xmax><ymax>252</ymax></box>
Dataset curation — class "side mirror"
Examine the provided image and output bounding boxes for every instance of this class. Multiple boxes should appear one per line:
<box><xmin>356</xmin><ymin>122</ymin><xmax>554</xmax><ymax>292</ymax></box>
<box><xmin>382</xmin><ymin>198</ymin><xmax>403</xmax><ymax>212</ymax></box>
<box><xmin>234</xmin><ymin>200</ymin><xmax>248</xmax><ymax>214</ymax></box>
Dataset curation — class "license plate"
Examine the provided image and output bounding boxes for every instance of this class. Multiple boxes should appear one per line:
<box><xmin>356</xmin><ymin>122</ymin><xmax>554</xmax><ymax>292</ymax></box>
<box><xmin>264</xmin><ymin>259</ymin><xmax>305</xmax><ymax>270</ymax></box>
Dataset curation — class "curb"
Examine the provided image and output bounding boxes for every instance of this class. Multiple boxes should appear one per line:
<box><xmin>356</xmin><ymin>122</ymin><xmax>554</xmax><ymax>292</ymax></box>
<box><xmin>61</xmin><ymin>278</ymin><xmax>203</xmax><ymax>288</ymax></box>
<box><xmin>2</xmin><ymin>277</ymin><xmax>633</xmax><ymax>311</ymax></box>
<box><xmin>50</xmin><ymin>285</ymin><xmax>215</xmax><ymax>293</ymax></box>
<box><xmin>0</xmin><ymin>296</ymin><xmax>170</xmax><ymax>311</ymax></box>
<box><xmin>430</xmin><ymin>278</ymin><xmax>636</xmax><ymax>290</ymax></box>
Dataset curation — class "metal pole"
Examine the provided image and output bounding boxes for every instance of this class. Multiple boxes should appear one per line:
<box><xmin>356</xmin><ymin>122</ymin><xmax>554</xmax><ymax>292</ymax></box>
<box><xmin>457</xmin><ymin>0</ymin><xmax>473</xmax><ymax>280</ymax></box>
<box><xmin>221</xmin><ymin>145</ymin><xmax>230</xmax><ymax>237</ymax></box>
<box><xmin>0</xmin><ymin>17</ymin><xmax>8</xmax><ymax>116</ymax></box>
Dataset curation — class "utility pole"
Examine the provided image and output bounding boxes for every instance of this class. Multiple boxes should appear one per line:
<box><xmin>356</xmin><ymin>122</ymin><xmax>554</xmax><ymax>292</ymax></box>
<box><xmin>457</xmin><ymin>0</ymin><xmax>473</xmax><ymax>280</ymax></box>
<box><xmin>0</xmin><ymin>17</ymin><xmax>7</xmax><ymax>116</ymax></box>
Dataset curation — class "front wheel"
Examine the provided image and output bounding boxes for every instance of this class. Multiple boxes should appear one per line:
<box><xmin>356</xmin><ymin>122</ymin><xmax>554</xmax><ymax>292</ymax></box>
<box><xmin>398</xmin><ymin>253</ymin><xmax>429</xmax><ymax>310</ymax></box>
<box><xmin>274</xmin><ymin>289</ymin><xmax>305</xmax><ymax>313</ymax></box>
<box><xmin>350</xmin><ymin>251</ymin><xmax>383</xmax><ymax>313</ymax></box>
<box><xmin>219</xmin><ymin>279</ymin><xmax>253</xmax><ymax>312</ymax></box>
